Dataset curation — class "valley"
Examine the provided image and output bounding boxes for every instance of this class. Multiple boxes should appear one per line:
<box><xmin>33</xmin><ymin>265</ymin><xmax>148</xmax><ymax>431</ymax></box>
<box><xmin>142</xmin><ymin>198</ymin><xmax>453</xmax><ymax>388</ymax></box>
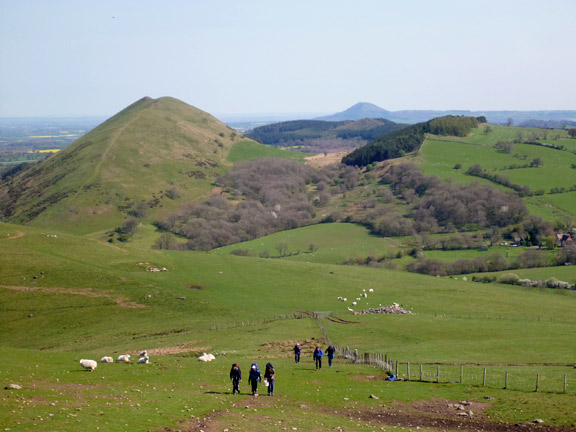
<box><xmin>1</xmin><ymin>98</ymin><xmax>575</xmax><ymax>431</ymax></box>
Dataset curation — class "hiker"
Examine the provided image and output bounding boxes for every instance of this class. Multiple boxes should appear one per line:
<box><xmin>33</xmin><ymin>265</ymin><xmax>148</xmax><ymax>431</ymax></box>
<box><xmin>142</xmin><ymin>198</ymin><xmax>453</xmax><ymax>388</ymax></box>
<box><xmin>294</xmin><ymin>343</ymin><xmax>301</xmax><ymax>363</ymax></box>
<box><xmin>385</xmin><ymin>371</ymin><xmax>397</xmax><ymax>381</ymax></box>
<box><xmin>264</xmin><ymin>362</ymin><xmax>275</xmax><ymax>396</ymax></box>
<box><xmin>229</xmin><ymin>363</ymin><xmax>242</xmax><ymax>394</ymax></box>
<box><xmin>326</xmin><ymin>345</ymin><xmax>336</xmax><ymax>367</ymax></box>
<box><xmin>313</xmin><ymin>346</ymin><xmax>323</xmax><ymax>370</ymax></box>
<box><xmin>248</xmin><ymin>363</ymin><xmax>261</xmax><ymax>395</ymax></box>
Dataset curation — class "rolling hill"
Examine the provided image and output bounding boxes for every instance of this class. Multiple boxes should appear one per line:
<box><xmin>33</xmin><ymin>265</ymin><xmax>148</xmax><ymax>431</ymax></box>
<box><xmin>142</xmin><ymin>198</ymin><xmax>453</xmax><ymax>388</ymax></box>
<box><xmin>246</xmin><ymin>117</ymin><xmax>406</xmax><ymax>152</ymax></box>
<box><xmin>0</xmin><ymin>97</ymin><xmax>251</xmax><ymax>234</ymax></box>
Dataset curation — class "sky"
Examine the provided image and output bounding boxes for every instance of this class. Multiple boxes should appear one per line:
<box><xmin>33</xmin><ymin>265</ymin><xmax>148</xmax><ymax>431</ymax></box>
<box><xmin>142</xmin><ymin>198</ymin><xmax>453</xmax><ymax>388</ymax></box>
<box><xmin>1</xmin><ymin>0</ymin><xmax>575</xmax><ymax>118</ymax></box>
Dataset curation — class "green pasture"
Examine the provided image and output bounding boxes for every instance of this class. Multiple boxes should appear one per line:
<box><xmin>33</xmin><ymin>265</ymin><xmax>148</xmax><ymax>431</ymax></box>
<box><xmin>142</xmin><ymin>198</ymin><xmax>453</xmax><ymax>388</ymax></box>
<box><xmin>2</xmin><ymin>221</ymin><xmax>576</xmax><ymax>429</ymax></box>
<box><xmin>213</xmin><ymin>223</ymin><xmax>409</xmax><ymax>264</ymax></box>
<box><xmin>2</xmin><ymin>346</ymin><xmax>575</xmax><ymax>431</ymax></box>
<box><xmin>227</xmin><ymin>139</ymin><xmax>310</xmax><ymax>163</ymax></box>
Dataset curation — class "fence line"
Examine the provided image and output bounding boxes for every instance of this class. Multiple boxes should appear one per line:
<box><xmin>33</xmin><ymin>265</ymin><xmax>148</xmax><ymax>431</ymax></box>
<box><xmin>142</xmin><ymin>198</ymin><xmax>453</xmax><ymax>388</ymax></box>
<box><xmin>314</xmin><ymin>313</ymin><xmax>575</xmax><ymax>394</ymax></box>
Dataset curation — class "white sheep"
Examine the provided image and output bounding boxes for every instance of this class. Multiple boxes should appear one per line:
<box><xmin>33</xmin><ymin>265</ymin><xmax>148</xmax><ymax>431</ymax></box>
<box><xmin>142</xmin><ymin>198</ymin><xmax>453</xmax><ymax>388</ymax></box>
<box><xmin>343</xmin><ymin>298</ymin><xmax>347</xmax><ymax>302</ymax></box>
<box><xmin>100</xmin><ymin>356</ymin><xmax>114</xmax><ymax>363</ymax></box>
<box><xmin>138</xmin><ymin>356</ymin><xmax>150</xmax><ymax>364</ymax></box>
<box><xmin>117</xmin><ymin>354</ymin><xmax>131</xmax><ymax>363</ymax></box>
<box><xmin>362</xmin><ymin>293</ymin><xmax>367</xmax><ymax>298</ymax></box>
<box><xmin>369</xmin><ymin>288</ymin><xmax>374</xmax><ymax>293</ymax></box>
<box><xmin>347</xmin><ymin>307</ymin><xmax>354</xmax><ymax>312</ymax></box>
<box><xmin>80</xmin><ymin>359</ymin><xmax>97</xmax><ymax>371</ymax></box>
<box><xmin>352</xmin><ymin>301</ymin><xmax>357</xmax><ymax>306</ymax></box>
<box><xmin>198</xmin><ymin>353</ymin><xmax>215</xmax><ymax>362</ymax></box>
<box><xmin>139</xmin><ymin>350</ymin><xmax>148</xmax><ymax>357</ymax></box>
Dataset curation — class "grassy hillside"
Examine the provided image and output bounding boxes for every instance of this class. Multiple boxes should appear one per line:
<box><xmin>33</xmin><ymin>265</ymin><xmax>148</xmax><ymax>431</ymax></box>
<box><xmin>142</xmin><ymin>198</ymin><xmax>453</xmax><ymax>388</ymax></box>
<box><xmin>2</xmin><ymin>220</ymin><xmax>576</xmax><ymax>430</ymax></box>
<box><xmin>227</xmin><ymin>139</ymin><xmax>310</xmax><ymax>163</ymax></box>
<box><xmin>417</xmin><ymin>124</ymin><xmax>576</xmax><ymax>221</ymax></box>
<box><xmin>0</xmin><ymin>97</ymin><xmax>251</xmax><ymax>234</ymax></box>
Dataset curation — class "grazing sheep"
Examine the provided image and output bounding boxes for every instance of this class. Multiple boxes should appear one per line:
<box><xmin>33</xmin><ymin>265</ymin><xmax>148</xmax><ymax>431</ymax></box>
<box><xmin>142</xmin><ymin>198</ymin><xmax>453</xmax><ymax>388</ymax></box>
<box><xmin>137</xmin><ymin>356</ymin><xmax>150</xmax><ymax>364</ymax></box>
<box><xmin>117</xmin><ymin>354</ymin><xmax>131</xmax><ymax>363</ymax></box>
<box><xmin>80</xmin><ymin>359</ymin><xmax>97</xmax><ymax>371</ymax></box>
<box><xmin>362</xmin><ymin>293</ymin><xmax>367</xmax><ymax>298</ymax></box>
<box><xmin>139</xmin><ymin>350</ymin><xmax>148</xmax><ymax>357</ymax></box>
<box><xmin>347</xmin><ymin>307</ymin><xmax>354</xmax><ymax>312</ymax></box>
<box><xmin>198</xmin><ymin>352</ymin><xmax>216</xmax><ymax>362</ymax></box>
<box><xmin>343</xmin><ymin>298</ymin><xmax>347</xmax><ymax>302</ymax></box>
<box><xmin>369</xmin><ymin>288</ymin><xmax>374</xmax><ymax>293</ymax></box>
<box><xmin>352</xmin><ymin>301</ymin><xmax>357</xmax><ymax>306</ymax></box>
<box><xmin>100</xmin><ymin>356</ymin><xmax>114</xmax><ymax>363</ymax></box>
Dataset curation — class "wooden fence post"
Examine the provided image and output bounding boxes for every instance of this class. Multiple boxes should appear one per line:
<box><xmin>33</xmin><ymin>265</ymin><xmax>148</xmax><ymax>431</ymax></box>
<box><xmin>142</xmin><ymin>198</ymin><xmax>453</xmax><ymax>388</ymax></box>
<box><xmin>436</xmin><ymin>365</ymin><xmax>440</xmax><ymax>383</ymax></box>
<box><xmin>460</xmin><ymin>366</ymin><xmax>463</xmax><ymax>384</ymax></box>
<box><xmin>395</xmin><ymin>361</ymin><xmax>398</xmax><ymax>376</ymax></box>
<box><xmin>536</xmin><ymin>374</ymin><xmax>539</xmax><ymax>392</ymax></box>
<box><xmin>420</xmin><ymin>364</ymin><xmax>423</xmax><ymax>381</ymax></box>
<box><xmin>407</xmin><ymin>362</ymin><xmax>410</xmax><ymax>381</ymax></box>
<box><xmin>505</xmin><ymin>371</ymin><xmax>508</xmax><ymax>389</ymax></box>
<box><xmin>483</xmin><ymin>368</ymin><xmax>486</xmax><ymax>387</ymax></box>
<box><xmin>564</xmin><ymin>375</ymin><xmax>567</xmax><ymax>393</ymax></box>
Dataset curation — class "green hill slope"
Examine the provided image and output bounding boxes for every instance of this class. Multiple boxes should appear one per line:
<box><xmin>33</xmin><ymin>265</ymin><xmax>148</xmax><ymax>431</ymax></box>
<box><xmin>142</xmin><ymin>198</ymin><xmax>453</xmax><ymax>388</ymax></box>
<box><xmin>0</xmin><ymin>97</ymin><xmax>249</xmax><ymax>234</ymax></box>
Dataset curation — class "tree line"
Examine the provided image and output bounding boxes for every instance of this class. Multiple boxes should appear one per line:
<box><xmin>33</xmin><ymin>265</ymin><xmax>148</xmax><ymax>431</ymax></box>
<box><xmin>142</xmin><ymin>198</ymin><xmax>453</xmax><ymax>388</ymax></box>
<box><xmin>342</xmin><ymin>115</ymin><xmax>484</xmax><ymax>166</ymax></box>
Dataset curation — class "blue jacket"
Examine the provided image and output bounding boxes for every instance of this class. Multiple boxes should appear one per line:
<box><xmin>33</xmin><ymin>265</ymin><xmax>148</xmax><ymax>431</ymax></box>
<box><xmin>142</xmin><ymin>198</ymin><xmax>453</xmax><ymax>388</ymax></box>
<box><xmin>313</xmin><ymin>348</ymin><xmax>323</xmax><ymax>359</ymax></box>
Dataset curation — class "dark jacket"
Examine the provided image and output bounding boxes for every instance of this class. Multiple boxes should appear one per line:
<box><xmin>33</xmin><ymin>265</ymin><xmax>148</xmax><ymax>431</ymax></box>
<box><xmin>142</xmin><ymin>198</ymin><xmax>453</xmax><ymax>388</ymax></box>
<box><xmin>313</xmin><ymin>348</ymin><xmax>323</xmax><ymax>359</ymax></box>
<box><xmin>326</xmin><ymin>346</ymin><xmax>335</xmax><ymax>358</ymax></box>
<box><xmin>294</xmin><ymin>344</ymin><xmax>301</xmax><ymax>354</ymax></box>
<box><xmin>230</xmin><ymin>365</ymin><xmax>241</xmax><ymax>381</ymax></box>
<box><xmin>264</xmin><ymin>363</ymin><xmax>275</xmax><ymax>381</ymax></box>
<box><xmin>248</xmin><ymin>367</ymin><xmax>261</xmax><ymax>384</ymax></box>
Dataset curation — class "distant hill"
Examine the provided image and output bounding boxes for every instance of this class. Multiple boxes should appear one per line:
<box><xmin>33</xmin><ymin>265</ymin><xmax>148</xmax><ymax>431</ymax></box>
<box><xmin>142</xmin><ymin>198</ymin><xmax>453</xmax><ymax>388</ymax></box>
<box><xmin>315</xmin><ymin>102</ymin><xmax>391</xmax><ymax>121</ymax></box>
<box><xmin>247</xmin><ymin>117</ymin><xmax>406</xmax><ymax>153</ymax></box>
<box><xmin>317</xmin><ymin>102</ymin><xmax>576</xmax><ymax>125</ymax></box>
<box><xmin>0</xmin><ymin>96</ymin><xmax>246</xmax><ymax>234</ymax></box>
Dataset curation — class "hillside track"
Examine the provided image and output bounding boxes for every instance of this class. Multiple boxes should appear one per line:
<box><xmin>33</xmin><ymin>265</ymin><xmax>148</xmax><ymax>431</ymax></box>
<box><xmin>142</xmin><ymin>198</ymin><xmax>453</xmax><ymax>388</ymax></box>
<box><xmin>0</xmin><ymin>285</ymin><xmax>145</xmax><ymax>308</ymax></box>
<box><xmin>325</xmin><ymin>316</ymin><xmax>362</xmax><ymax>324</ymax></box>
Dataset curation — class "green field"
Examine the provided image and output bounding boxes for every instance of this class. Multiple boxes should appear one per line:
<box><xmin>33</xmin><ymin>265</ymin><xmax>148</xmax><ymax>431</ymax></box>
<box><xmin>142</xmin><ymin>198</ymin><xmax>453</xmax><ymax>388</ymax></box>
<box><xmin>227</xmin><ymin>139</ymin><xmax>311</xmax><ymax>162</ymax></box>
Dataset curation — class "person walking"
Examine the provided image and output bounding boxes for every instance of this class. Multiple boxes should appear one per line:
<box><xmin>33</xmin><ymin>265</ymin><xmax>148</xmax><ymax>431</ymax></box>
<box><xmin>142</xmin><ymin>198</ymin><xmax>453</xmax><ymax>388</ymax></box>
<box><xmin>293</xmin><ymin>343</ymin><xmax>301</xmax><ymax>363</ymax></box>
<box><xmin>264</xmin><ymin>362</ymin><xmax>275</xmax><ymax>396</ymax></box>
<box><xmin>326</xmin><ymin>345</ymin><xmax>336</xmax><ymax>367</ymax></box>
<box><xmin>248</xmin><ymin>363</ymin><xmax>261</xmax><ymax>396</ymax></box>
<box><xmin>229</xmin><ymin>363</ymin><xmax>242</xmax><ymax>394</ymax></box>
<box><xmin>313</xmin><ymin>346</ymin><xmax>323</xmax><ymax>371</ymax></box>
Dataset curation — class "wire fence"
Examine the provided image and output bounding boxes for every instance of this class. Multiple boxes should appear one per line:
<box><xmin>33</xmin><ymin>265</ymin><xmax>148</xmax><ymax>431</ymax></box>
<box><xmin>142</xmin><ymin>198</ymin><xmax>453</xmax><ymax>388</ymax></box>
<box><xmin>314</xmin><ymin>313</ymin><xmax>576</xmax><ymax>394</ymax></box>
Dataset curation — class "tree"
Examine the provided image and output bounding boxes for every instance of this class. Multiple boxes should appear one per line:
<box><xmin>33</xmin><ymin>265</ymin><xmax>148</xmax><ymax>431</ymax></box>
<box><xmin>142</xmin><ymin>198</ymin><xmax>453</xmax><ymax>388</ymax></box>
<box><xmin>568</xmin><ymin>128</ymin><xmax>576</xmax><ymax>139</ymax></box>
<box><xmin>531</xmin><ymin>158</ymin><xmax>543</xmax><ymax>167</ymax></box>
<box><xmin>276</xmin><ymin>242</ymin><xmax>288</xmax><ymax>257</ymax></box>
<box><xmin>154</xmin><ymin>233</ymin><xmax>177</xmax><ymax>250</ymax></box>
<box><xmin>484</xmin><ymin>125</ymin><xmax>493</xmax><ymax>135</ymax></box>
<box><xmin>506</xmin><ymin>118</ymin><xmax>514</xmax><ymax>126</ymax></box>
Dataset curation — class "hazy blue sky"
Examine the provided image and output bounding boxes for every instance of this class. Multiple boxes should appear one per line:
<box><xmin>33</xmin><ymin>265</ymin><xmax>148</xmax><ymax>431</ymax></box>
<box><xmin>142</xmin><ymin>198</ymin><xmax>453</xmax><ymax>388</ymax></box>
<box><xmin>1</xmin><ymin>0</ymin><xmax>575</xmax><ymax>118</ymax></box>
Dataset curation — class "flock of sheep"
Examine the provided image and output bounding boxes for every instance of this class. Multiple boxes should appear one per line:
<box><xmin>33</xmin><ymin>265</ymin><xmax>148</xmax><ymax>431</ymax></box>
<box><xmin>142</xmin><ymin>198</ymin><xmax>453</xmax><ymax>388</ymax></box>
<box><xmin>337</xmin><ymin>288</ymin><xmax>374</xmax><ymax>313</ymax></box>
<box><xmin>79</xmin><ymin>350</ymin><xmax>149</xmax><ymax>371</ymax></box>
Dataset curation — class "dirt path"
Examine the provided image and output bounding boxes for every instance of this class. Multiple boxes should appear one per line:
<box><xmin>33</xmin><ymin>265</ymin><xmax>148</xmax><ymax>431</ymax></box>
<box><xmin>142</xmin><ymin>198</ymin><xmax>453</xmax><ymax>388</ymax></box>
<box><xmin>0</xmin><ymin>285</ymin><xmax>145</xmax><ymax>309</ymax></box>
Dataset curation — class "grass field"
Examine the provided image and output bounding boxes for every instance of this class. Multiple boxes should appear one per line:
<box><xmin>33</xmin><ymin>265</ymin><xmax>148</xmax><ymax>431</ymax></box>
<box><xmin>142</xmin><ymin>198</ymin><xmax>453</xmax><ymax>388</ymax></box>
<box><xmin>227</xmin><ymin>139</ymin><xmax>310</xmax><ymax>162</ymax></box>
<box><xmin>2</xmin><ymin>218</ymin><xmax>576</xmax><ymax>430</ymax></box>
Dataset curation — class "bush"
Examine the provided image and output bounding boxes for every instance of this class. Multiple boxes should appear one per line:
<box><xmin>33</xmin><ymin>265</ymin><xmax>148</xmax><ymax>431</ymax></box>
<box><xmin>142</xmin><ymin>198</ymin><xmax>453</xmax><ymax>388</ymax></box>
<box><xmin>498</xmin><ymin>273</ymin><xmax>520</xmax><ymax>284</ymax></box>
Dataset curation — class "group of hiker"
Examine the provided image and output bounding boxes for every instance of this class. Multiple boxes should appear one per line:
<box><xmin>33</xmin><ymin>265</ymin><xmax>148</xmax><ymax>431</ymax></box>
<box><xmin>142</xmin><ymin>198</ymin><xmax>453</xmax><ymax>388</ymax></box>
<box><xmin>229</xmin><ymin>343</ymin><xmax>337</xmax><ymax>396</ymax></box>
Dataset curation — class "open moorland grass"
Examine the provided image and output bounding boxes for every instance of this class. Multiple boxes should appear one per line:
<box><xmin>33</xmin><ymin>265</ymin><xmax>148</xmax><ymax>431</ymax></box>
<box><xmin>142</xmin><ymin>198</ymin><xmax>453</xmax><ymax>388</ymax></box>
<box><xmin>2</xmin><ymin>214</ymin><xmax>576</xmax><ymax>430</ymax></box>
<box><xmin>213</xmin><ymin>223</ymin><xmax>409</xmax><ymax>264</ymax></box>
<box><xmin>227</xmin><ymin>139</ymin><xmax>310</xmax><ymax>163</ymax></box>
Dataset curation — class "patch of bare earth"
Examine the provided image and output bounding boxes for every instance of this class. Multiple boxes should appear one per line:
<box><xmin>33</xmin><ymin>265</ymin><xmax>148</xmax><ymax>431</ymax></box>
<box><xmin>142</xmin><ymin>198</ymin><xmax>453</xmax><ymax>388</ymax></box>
<box><xmin>0</xmin><ymin>285</ymin><xmax>145</xmax><ymax>309</ymax></box>
<box><xmin>305</xmin><ymin>152</ymin><xmax>347</xmax><ymax>168</ymax></box>
<box><xmin>336</xmin><ymin>399</ymin><xmax>576</xmax><ymax>432</ymax></box>
<box><xmin>146</xmin><ymin>342</ymin><xmax>211</xmax><ymax>356</ymax></box>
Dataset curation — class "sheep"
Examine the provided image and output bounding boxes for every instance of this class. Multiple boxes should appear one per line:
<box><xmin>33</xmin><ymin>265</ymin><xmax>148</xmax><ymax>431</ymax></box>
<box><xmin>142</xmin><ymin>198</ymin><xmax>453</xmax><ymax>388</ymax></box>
<box><xmin>117</xmin><ymin>354</ymin><xmax>131</xmax><ymax>363</ymax></box>
<box><xmin>198</xmin><ymin>353</ymin><xmax>216</xmax><ymax>362</ymax></box>
<box><xmin>362</xmin><ymin>293</ymin><xmax>367</xmax><ymax>298</ymax></box>
<box><xmin>80</xmin><ymin>359</ymin><xmax>97</xmax><ymax>371</ymax></box>
<box><xmin>347</xmin><ymin>307</ymin><xmax>354</xmax><ymax>312</ymax></box>
<box><xmin>352</xmin><ymin>301</ymin><xmax>357</xmax><ymax>306</ymax></box>
<box><xmin>139</xmin><ymin>350</ymin><xmax>148</xmax><ymax>357</ymax></box>
<box><xmin>100</xmin><ymin>356</ymin><xmax>114</xmax><ymax>363</ymax></box>
<box><xmin>368</xmin><ymin>288</ymin><xmax>374</xmax><ymax>293</ymax></box>
<box><xmin>342</xmin><ymin>298</ymin><xmax>347</xmax><ymax>302</ymax></box>
<box><xmin>137</xmin><ymin>356</ymin><xmax>150</xmax><ymax>364</ymax></box>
